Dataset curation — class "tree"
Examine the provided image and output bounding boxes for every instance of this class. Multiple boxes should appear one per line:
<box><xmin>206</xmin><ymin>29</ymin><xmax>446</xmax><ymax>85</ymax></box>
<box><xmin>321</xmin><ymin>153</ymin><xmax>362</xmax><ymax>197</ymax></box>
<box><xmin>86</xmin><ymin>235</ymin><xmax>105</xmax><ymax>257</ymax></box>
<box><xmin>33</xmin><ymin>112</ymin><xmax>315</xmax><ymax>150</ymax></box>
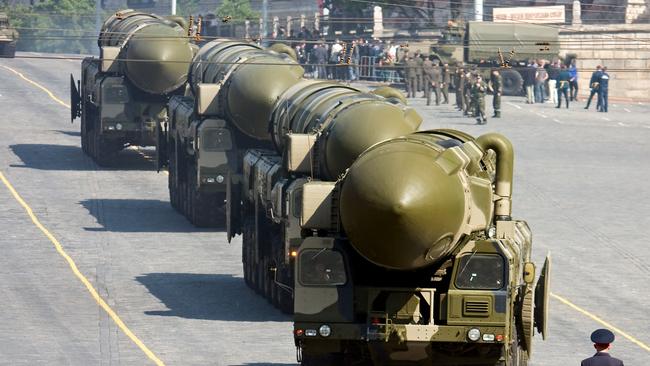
<box><xmin>215</xmin><ymin>0</ymin><xmax>259</xmax><ymax>21</ymax></box>
<box><xmin>2</xmin><ymin>0</ymin><xmax>97</xmax><ymax>53</ymax></box>
<box><xmin>177</xmin><ymin>0</ymin><xmax>201</xmax><ymax>17</ymax></box>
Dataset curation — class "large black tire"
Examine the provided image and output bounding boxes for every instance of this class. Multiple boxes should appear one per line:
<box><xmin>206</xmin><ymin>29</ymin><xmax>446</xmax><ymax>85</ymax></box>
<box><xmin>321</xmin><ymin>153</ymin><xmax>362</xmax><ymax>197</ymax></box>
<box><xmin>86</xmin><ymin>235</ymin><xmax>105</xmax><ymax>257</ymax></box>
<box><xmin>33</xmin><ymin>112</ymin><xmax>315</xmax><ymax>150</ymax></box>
<box><xmin>242</xmin><ymin>217</ymin><xmax>255</xmax><ymax>288</ymax></box>
<box><xmin>80</xmin><ymin>107</ymin><xmax>90</xmax><ymax>154</ymax></box>
<box><xmin>89</xmin><ymin>113</ymin><xmax>113</xmax><ymax>167</ymax></box>
<box><xmin>168</xmin><ymin>144</ymin><xmax>179</xmax><ymax>211</ymax></box>
<box><xmin>501</xmin><ymin>69</ymin><xmax>524</xmax><ymax>96</ymax></box>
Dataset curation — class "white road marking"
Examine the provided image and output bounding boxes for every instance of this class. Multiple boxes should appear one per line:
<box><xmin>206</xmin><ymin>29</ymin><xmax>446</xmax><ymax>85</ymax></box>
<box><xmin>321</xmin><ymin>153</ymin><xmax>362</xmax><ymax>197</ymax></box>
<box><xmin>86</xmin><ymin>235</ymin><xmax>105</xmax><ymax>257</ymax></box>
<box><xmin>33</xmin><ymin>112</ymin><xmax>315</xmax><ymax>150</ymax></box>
<box><xmin>507</xmin><ymin>102</ymin><xmax>522</xmax><ymax>110</ymax></box>
<box><xmin>602</xmin><ymin>117</ymin><xmax>611</xmax><ymax>121</ymax></box>
<box><xmin>536</xmin><ymin>113</ymin><xmax>548</xmax><ymax>119</ymax></box>
<box><xmin>617</xmin><ymin>122</ymin><xmax>628</xmax><ymax>127</ymax></box>
<box><xmin>624</xmin><ymin>108</ymin><xmax>631</xmax><ymax>113</ymax></box>
<box><xmin>552</xmin><ymin>118</ymin><xmax>563</xmax><ymax>124</ymax></box>
<box><xmin>613</xmin><ymin>104</ymin><xmax>618</xmax><ymax>108</ymax></box>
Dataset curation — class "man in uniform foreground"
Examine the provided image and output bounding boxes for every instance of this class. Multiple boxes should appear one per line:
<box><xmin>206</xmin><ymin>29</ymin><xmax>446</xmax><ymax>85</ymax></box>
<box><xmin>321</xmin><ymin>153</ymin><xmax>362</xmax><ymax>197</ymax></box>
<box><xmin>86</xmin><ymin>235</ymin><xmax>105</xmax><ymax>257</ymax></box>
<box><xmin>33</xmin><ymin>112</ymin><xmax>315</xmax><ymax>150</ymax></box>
<box><xmin>581</xmin><ymin>329</ymin><xmax>624</xmax><ymax>366</ymax></box>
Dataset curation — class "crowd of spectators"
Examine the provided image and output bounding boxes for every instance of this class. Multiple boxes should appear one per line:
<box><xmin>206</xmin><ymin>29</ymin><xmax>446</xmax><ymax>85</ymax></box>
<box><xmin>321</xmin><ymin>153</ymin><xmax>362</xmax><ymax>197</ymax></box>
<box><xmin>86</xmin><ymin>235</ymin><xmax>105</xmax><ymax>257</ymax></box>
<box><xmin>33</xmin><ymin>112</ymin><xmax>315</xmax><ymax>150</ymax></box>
<box><xmin>522</xmin><ymin>58</ymin><xmax>579</xmax><ymax>105</ymax></box>
<box><xmin>276</xmin><ymin>27</ymin><xmax>409</xmax><ymax>82</ymax></box>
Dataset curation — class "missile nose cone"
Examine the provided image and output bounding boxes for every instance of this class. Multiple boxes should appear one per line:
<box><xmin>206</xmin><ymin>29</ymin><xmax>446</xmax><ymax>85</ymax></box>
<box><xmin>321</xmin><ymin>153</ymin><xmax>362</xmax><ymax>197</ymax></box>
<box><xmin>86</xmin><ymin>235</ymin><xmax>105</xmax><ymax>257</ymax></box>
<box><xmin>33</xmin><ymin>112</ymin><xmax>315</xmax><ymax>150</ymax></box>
<box><xmin>340</xmin><ymin>139</ymin><xmax>469</xmax><ymax>270</ymax></box>
<box><xmin>124</xmin><ymin>25</ymin><xmax>193</xmax><ymax>94</ymax></box>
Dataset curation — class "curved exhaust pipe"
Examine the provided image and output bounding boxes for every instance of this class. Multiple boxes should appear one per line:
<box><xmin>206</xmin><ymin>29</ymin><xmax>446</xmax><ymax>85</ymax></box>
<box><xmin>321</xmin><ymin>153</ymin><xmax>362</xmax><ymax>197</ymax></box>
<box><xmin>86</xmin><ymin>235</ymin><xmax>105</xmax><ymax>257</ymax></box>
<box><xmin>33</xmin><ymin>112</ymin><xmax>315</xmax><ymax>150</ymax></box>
<box><xmin>476</xmin><ymin>133</ymin><xmax>514</xmax><ymax>220</ymax></box>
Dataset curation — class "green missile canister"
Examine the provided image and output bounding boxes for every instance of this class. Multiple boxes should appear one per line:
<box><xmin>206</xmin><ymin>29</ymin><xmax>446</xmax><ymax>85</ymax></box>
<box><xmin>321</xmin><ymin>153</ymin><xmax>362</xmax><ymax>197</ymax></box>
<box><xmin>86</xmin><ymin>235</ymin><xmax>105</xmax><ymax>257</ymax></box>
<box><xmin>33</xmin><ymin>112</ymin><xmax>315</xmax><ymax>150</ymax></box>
<box><xmin>340</xmin><ymin>131</ymin><xmax>511</xmax><ymax>270</ymax></box>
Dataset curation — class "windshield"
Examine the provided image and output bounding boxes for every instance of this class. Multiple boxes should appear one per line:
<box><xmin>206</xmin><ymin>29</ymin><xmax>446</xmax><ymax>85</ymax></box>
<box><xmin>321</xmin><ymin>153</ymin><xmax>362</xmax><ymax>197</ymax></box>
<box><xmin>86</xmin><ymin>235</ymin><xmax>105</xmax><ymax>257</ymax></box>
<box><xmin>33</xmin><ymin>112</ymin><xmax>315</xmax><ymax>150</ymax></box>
<box><xmin>299</xmin><ymin>249</ymin><xmax>346</xmax><ymax>286</ymax></box>
<box><xmin>455</xmin><ymin>254</ymin><xmax>505</xmax><ymax>290</ymax></box>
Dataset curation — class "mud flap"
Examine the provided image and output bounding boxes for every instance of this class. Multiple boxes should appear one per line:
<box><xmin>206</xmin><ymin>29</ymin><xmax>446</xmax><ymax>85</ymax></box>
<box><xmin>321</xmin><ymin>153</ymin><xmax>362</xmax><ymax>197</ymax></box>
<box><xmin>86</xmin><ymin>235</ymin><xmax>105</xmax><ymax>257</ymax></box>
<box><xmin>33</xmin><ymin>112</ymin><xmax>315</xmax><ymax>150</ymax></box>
<box><xmin>70</xmin><ymin>74</ymin><xmax>82</xmax><ymax>122</ymax></box>
<box><xmin>534</xmin><ymin>253</ymin><xmax>551</xmax><ymax>340</ymax></box>
<box><xmin>156</xmin><ymin>120</ymin><xmax>168</xmax><ymax>172</ymax></box>
<box><xmin>226</xmin><ymin>172</ymin><xmax>241</xmax><ymax>242</ymax></box>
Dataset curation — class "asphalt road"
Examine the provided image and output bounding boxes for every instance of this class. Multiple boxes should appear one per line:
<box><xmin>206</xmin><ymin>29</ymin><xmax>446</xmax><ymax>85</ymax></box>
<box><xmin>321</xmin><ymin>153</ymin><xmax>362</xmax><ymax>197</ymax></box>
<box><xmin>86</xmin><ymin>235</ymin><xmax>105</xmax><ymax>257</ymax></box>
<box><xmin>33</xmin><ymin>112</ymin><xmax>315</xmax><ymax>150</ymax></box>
<box><xmin>0</xmin><ymin>53</ymin><xmax>648</xmax><ymax>365</ymax></box>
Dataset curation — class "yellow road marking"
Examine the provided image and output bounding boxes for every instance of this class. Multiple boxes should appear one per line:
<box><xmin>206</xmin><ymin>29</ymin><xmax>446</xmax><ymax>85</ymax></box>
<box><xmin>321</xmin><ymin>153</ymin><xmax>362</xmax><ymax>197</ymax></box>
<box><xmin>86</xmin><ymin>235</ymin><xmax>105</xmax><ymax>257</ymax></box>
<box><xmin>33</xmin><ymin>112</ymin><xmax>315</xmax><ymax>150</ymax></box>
<box><xmin>1</xmin><ymin>65</ymin><xmax>71</xmax><ymax>109</ymax></box>
<box><xmin>0</xmin><ymin>171</ymin><xmax>165</xmax><ymax>366</ymax></box>
<box><xmin>551</xmin><ymin>293</ymin><xmax>650</xmax><ymax>352</ymax></box>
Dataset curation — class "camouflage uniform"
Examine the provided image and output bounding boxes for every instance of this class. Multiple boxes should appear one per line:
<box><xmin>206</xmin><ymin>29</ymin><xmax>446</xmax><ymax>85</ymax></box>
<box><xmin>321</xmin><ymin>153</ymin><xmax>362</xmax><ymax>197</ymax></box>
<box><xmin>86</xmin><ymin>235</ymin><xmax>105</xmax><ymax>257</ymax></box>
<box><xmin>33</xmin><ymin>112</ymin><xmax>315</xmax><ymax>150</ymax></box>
<box><xmin>430</xmin><ymin>64</ymin><xmax>442</xmax><ymax>106</ymax></box>
<box><xmin>422</xmin><ymin>59</ymin><xmax>434</xmax><ymax>105</ymax></box>
<box><xmin>471</xmin><ymin>78</ymin><xmax>488</xmax><ymax>124</ymax></box>
<box><xmin>441</xmin><ymin>64</ymin><xmax>451</xmax><ymax>104</ymax></box>
<box><xmin>404</xmin><ymin>58</ymin><xmax>418</xmax><ymax>98</ymax></box>
<box><xmin>463</xmin><ymin>72</ymin><xmax>474</xmax><ymax>116</ymax></box>
<box><xmin>489</xmin><ymin>72</ymin><xmax>503</xmax><ymax>118</ymax></box>
<box><xmin>415</xmin><ymin>53</ymin><xmax>424</xmax><ymax>93</ymax></box>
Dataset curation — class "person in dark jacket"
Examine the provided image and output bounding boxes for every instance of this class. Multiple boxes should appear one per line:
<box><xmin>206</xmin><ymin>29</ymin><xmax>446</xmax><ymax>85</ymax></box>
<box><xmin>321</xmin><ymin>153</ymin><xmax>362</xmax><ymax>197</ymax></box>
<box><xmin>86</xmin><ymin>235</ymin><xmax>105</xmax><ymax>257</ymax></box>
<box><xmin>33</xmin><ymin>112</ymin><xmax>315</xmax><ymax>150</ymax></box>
<box><xmin>585</xmin><ymin>65</ymin><xmax>603</xmax><ymax>110</ymax></box>
<box><xmin>523</xmin><ymin>62</ymin><xmax>536</xmax><ymax>104</ymax></box>
<box><xmin>581</xmin><ymin>329</ymin><xmax>624</xmax><ymax>366</ymax></box>
<box><xmin>598</xmin><ymin>66</ymin><xmax>610</xmax><ymax>112</ymax></box>
<box><xmin>556</xmin><ymin>64</ymin><xmax>571</xmax><ymax>108</ymax></box>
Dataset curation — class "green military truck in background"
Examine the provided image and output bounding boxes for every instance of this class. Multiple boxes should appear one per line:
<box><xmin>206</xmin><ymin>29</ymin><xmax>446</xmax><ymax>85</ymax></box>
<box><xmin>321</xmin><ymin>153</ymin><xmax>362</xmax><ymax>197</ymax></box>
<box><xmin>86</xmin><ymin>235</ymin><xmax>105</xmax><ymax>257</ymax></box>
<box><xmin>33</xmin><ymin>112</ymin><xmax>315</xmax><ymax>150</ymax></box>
<box><xmin>430</xmin><ymin>21</ymin><xmax>560</xmax><ymax>95</ymax></box>
<box><xmin>0</xmin><ymin>12</ymin><xmax>18</xmax><ymax>58</ymax></box>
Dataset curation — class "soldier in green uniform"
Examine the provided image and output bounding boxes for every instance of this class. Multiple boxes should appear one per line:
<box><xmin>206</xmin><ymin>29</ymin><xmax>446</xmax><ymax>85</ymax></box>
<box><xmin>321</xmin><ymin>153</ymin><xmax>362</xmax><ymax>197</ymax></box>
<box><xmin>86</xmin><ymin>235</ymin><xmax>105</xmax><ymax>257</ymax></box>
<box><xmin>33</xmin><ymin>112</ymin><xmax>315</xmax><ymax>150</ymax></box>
<box><xmin>471</xmin><ymin>74</ymin><xmax>488</xmax><ymax>124</ymax></box>
<box><xmin>422</xmin><ymin>56</ymin><xmax>434</xmax><ymax>105</ymax></box>
<box><xmin>415</xmin><ymin>50</ymin><xmax>424</xmax><ymax>94</ymax></box>
<box><xmin>455</xmin><ymin>64</ymin><xmax>465</xmax><ymax>111</ymax></box>
<box><xmin>488</xmin><ymin>68</ymin><xmax>503</xmax><ymax>118</ymax></box>
<box><xmin>441</xmin><ymin>63</ymin><xmax>451</xmax><ymax>104</ymax></box>
<box><xmin>463</xmin><ymin>71</ymin><xmax>474</xmax><ymax>116</ymax></box>
<box><xmin>430</xmin><ymin>61</ymin><xmax>442</xmax><ymax>105</ymax></box>
<box><xmin>404</xmin><ymin>55</ymin><xmax>417</xmax><ymax>98</ymax></box>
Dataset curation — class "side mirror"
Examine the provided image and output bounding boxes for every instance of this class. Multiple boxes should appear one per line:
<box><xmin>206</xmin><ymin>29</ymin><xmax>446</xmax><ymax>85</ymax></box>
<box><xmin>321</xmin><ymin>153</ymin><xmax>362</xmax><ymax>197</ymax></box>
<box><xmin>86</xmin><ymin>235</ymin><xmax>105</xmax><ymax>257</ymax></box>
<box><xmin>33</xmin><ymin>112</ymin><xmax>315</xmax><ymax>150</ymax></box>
<box><xmin>523</xmin><ymin>262</ymin><xmax>536</xmax><ymax>284</ymax></box>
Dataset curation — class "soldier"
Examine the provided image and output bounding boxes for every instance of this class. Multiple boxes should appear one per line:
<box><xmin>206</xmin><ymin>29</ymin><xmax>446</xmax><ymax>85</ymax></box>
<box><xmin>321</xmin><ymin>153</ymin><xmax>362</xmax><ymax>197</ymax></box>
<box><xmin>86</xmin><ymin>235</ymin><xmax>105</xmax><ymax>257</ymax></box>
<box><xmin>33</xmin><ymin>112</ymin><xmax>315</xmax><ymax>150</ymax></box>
<box><xmin>581</xmin><ymin>329</ymin><xmax>624</xmax><ymax>366</ymax></box>
<box><xmin>463</xmin><ymin>71</ymin><xmax>474</xmax><ymax>116</ymax></box>
<box><xmin>415</xmin><ymin>50</ymin><xmax>424</xmax><ymax>93</ymax></box>
<box><xmin>404</xmin><ymin>55</ymin><xmax>418</xmax><ymax>98</ymax></box>
<box><xmin>430</xmin><ymin>60</ymin><xmax>442</xmax><ymax>105</ymax></box>
<box><xmin>598</xmin><ymin>66</ymin><xmax>610</xmax><ymax>112</ymax></box>
<box><xmin>441</xmin><ymin>63</ymin><xmax>451</xmax><ymax>104</ymax></box>
<box><xmin>471</xmin><ymin>74</ymin><xmax>488</xmax><ymax>124</ymax></box>
<box><xmin>488</xmin><ymin>69</ymin><xmax>503</xmax><ymax>118</ymax></box>
<box><xmin>455</xmin><ymin>64</ymin><xmax>465</xmax><ymax>111</ymax></box>
<box><xmin>422</xmin><ymin>56</ymin><xmax>434</xmax><ymax>105</ymax></box>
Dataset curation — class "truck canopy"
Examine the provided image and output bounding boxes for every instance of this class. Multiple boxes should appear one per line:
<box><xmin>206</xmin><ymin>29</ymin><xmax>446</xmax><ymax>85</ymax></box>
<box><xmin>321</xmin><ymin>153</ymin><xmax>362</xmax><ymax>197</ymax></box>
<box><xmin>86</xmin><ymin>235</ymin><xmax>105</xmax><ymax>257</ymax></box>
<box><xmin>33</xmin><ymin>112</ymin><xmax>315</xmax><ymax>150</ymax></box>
<box><xmin>467</xmin><ymin>21</ymin><xmax>559</xmax><ymax>63</ymax></box>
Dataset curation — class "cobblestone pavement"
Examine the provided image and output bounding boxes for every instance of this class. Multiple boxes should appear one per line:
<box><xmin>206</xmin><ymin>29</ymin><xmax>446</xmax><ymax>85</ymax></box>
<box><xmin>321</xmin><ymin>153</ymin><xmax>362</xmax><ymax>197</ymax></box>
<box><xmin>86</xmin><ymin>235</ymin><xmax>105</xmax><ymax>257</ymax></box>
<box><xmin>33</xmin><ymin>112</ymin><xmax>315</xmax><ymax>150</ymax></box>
<box><xmin>0</xmin><ymin>55</ymin><xmax>648</xmax><ymax>365</ymax></box>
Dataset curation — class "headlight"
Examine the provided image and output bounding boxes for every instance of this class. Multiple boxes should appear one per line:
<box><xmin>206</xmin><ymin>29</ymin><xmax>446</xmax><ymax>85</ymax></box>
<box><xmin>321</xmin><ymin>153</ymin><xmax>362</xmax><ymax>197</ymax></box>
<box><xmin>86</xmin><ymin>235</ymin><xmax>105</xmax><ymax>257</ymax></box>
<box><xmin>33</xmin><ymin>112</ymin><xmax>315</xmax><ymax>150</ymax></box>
<box><xmin>115</xmin><ymin>123</ymin><xmax>123</xmax><ymax>131</ymax></box>
<box><xmin>216</xmin><ymin>174</ymin><xmax>225</xmax><ymax>183</ymax></box>
<box><xmin>467</xmin><ymin>328</ymin><xmax>481</xmax><ymax>342</ymax></box>
<box><xmin>319</xmin><ymin>324</ymin><xmax>331</xmax><ymax>337</ymax></box>
<box><xmin>487</xmin><ymin>226</ymin><xmax>496</xmax><ymax>238</ymax></box>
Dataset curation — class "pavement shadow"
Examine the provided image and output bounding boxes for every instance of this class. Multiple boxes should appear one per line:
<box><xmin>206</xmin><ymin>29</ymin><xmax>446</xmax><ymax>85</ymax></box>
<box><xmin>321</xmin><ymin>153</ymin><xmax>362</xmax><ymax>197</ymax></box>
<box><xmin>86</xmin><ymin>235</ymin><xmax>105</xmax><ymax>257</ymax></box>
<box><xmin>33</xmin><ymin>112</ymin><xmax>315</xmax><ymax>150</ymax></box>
<box><xmin>9</xmin><ymin>144</ymin><xmax>156</xmax><ymax>171</ymax></box>
<box><xmin>53</xmin><ymin>130</ymin><xmax>81</xmax><ymax>137</ymax></box>
<box><xmin>80</xmin><ymin>198</ymin><xmax>223</xmax><ymax>233</ymax></box>
<box><xmin>136</xmin><ymin>273</ymin><xmax>289</xmax><ymax>322</ymax></box>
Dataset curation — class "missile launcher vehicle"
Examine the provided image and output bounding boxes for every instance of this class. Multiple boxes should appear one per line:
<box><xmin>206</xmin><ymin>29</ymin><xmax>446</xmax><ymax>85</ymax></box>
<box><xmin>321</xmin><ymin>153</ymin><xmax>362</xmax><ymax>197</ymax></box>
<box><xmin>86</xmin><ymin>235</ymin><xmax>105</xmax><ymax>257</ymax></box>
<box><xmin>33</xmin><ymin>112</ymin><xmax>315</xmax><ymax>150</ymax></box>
<box><xmin>0</xmin><ymin>12</ymin><xmax>18</xmax><ymax>58</ymax></box>
<box><xmin>290</xmin><ymin>131</ymin><xmax>550</xmax><ymax>365</ymax></box>
<box><xmin>70</xmin><ymin>10</ymin><xmax>195</xmax><ymax>165</ymax></box>
<box><xmin>166</xmin><ymin>38</ymin><xmax>549</xmax><ymax>364</ymax></box>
